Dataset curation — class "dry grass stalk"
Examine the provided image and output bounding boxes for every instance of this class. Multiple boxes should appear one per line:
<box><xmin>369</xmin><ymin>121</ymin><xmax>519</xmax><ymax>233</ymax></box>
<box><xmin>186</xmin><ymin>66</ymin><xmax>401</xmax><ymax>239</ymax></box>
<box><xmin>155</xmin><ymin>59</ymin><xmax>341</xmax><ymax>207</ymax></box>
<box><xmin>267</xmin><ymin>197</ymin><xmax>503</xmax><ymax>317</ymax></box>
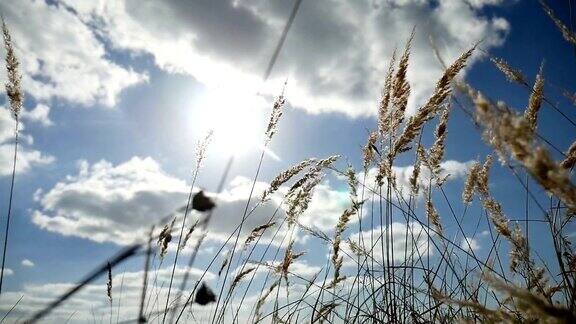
<box><xmin>254</xmin><ymin>279</ymin><xmax>280</xmax><ymax>322</ymax></box>
<box><xmin>560</xmin><ymin>141</ymin><xmax>576</xmax><ymax>170</ymax></box>
<box><xmin>2</xmin><ymin>19</ymin><xmax>23</xmax><ymax>119</ymax></box>
<box><xmin>410</xmin><ymin>144</ymin><xmax>423</xmax><ymax>194</ymax></box>
<box><xmin>484</xmin><ymin>197</ymin><xmax>511</xmax><ymax>238</ymax></box>
<box><xmin>491</xmin><ymin>57</ymin><xmax>526</xmax><ymax>85</ymax></box>
<box><xmin>345</xmin><ymin>166</ymin><xmax>360</xmax><ymax>209</ymax></box>
<box><xmin>462</xmin><ymin>161</ymin><xmax>480</xmax><ymax>204</ymax></box>
<box><xmin>106</xmin><ymin>262</ymin><xmax>112</xmax><ymax>303</ymax></box>
<box><xmin>195</xmin><ymin>130</ymin><xmax>213</xmax><ymax>170</ymax></box>
<box><xmin>329</xmin><ymin>207</ymin><xmax>354</xmax><ymax>288</ymax></box>
<box><xmin>262</xmin><ymin>158</ymin><xmax>316</xmax><ymax>201</ymax></box>
<box><xmin>276</xmin><ymin>240</ymin><xmax>305</xmax><ymax>286</ymax></box>
<box><xmin>285</xmin><ymin>156</ymin><xmax>339</xmax><ymax>224</ymax></box>
<box><xmin>509</xmin><ymin>225</ymin><xmax>530</xmax><ymax>274</ymax></box>
<box><xmin>378</xmin><ymin>51</ymin><xmax>397</xmax><ymax>137</ymax></box>
<box><xmin>476</xmin><ymin>155</ymin><xmax>493</xmax><ymax>198</ymax></box>
<box><xmin>295</xmin><ymin>221</ymin><xmax>330</xmax><ymax>242</ymax></box>
<box><xmin>525</xmin><ymin>63</ymin><xmax>545</xmax><ymax>134</ymax></box>
<box><xmin>218</xmin><ymin>250</ymin><xmax>230</xmax><ymax>277</ymax></box>
<box><xmin>244</xmin><ymin>221</ymin><xmax>276</xmax><ymax>248</ymax></box>
<box><xmin>471</xmin><ymin>89</ymin><xmax>576</xmax><ymax>211</ymax></box>
<box><xmin>179</xmin><ymin>219</ymin><xmax>199</xmax><ymax>252</ymax></box>
<box><xmin>230</xmin><ymin>267</ymin><xmax>255</xmax><ymax>292</ymax></box>
<box><xmin>376</xmin><ymin>157</ymin><xmax>394</xmax><ymax>188</ymax></box>
<box><xmin>312</xmin><ymin>302</ymin><xmax>339</xmax><ymax>323</ymax></box>
<box><xmin>347</xmin><ymin>239</ymin><xmax>368</xmax><ymax>257</ymax></box>
<box><xmin>426</xmin><ymin>195</ymin><xmax>442</xmax><ymax>235</ymax></box>
<box><xmin>158</xmin><ymin>217</ymin><xmax>176</xmax><ymax>259</ymax></box>
<box><xmin>540</xmin><ymin>0</ymin><xmax>576</xmax><ymax>45</ymax></box>
<box><xmin>264</xmin><ymin>94</ymin><xmax>285</xmax><ymax>144</ymax></box>
<box><xmin>362</xmin><ymin>131</ymin><xmax>378</xmax><ymax>172</ymax></box>
<box><xmin>389</xmin><ymin>31</ymin><xmax>414</xmax><ymax>135</ymax></box>
<box><xmin>390</xmin><ymin>46</ymin><xmax>474</xmax><ymax>159</ymax></box>
<box><xmin>484</xmin><ymin>274</ymin><xmax>576</xmax><ymax>322</ymax></box>
<box><xmin>428</xmin><ymin>104</ymin><xmax>451</xmax><ymax>173</ymax></box>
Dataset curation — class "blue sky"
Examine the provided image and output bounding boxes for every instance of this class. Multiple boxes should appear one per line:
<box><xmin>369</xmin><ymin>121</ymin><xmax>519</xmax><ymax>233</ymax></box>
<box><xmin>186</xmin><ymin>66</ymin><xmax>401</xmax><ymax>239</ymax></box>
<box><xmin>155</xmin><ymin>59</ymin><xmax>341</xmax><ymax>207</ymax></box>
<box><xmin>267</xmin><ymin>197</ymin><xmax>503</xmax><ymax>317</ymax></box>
<box><xmin>0</xmin><ymin>0</ymin><xmax>575</xmax><ymax>322</ymax></box>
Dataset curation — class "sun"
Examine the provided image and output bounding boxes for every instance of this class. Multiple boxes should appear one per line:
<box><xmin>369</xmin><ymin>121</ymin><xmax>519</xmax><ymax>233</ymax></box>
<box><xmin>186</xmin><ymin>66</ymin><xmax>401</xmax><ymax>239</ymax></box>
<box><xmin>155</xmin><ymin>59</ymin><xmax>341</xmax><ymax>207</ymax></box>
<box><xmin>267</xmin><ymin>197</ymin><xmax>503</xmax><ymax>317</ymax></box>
<box><xmin>190</xmin><ymin>87</ymin><xmax>268</xmax><ymax>156</ymax></box>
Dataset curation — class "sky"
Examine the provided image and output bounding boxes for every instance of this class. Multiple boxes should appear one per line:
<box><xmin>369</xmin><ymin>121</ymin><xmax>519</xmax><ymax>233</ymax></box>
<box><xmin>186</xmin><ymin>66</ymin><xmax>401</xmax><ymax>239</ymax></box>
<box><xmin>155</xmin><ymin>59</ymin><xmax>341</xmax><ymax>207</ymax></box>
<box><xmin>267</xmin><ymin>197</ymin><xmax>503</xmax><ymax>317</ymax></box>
<box><xmin>0</xmin><ymin>0</ymin><xmax>575</xmax><ymax>322</ymax></box>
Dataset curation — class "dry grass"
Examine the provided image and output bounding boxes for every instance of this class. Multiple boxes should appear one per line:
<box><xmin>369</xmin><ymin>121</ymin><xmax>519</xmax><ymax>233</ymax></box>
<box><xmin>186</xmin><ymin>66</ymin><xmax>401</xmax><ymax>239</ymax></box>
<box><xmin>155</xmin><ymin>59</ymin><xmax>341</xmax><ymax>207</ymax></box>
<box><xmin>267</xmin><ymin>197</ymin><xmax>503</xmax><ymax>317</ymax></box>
<box><xmin>5</xmin><ymin>2</ymin><xmax>576</xmax><ymax>323</ymax></box>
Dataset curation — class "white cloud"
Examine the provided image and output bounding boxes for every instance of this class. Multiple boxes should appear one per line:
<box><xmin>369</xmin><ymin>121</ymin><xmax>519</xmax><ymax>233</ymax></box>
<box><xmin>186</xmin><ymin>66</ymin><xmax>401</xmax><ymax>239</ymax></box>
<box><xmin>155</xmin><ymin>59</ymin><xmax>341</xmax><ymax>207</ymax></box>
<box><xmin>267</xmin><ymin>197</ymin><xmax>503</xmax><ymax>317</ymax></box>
<box><xmin>21</xmin><ymin>104</ymin><xmax>53</xmax><ymax>126</ymax></box>
<box><xmin>61</xmin><ymin>0</ymin><xmax>508</xmax><ymax>117</ymax></box>
<box><xmin>465</xmin><ymin>0</ymin><xmax>508</xmax><ymax>9</ymax></box>
<box><xmin>29</xmin><ymin>154</ymin><xmax>358</xmax><ymax>249</ymax></box>
<box><xmin>0</xmin><ymin>106</ymin><xmax>54</xmax><ymax>176</ymax></box>
<box><xmin>21</xmin><ymin>259</ymin><xmax>35</xmax><ymax>267</ymax></box>
<box><xmin>32</xmin><ymin>157</ymin><xmax>189</xmax><ymax>245</ymax></box>
<box><xmin>461</xmin><ymin>236</ymin><xmax>481</xmax><ymax>252</ymax></box>
<box><xmin>0</xmin><ymin>0</ymin><xmax>148</xmax><ymax>107</ymax></box>
<box><xmin>0</xmin><ymin>266</ymin><xmax>215</xmax><ymax>323</ymax></box>
<box><xmin>4</xmin><ymin>268</ymin><xmax>13</xmax><ymax>276</ymax></box>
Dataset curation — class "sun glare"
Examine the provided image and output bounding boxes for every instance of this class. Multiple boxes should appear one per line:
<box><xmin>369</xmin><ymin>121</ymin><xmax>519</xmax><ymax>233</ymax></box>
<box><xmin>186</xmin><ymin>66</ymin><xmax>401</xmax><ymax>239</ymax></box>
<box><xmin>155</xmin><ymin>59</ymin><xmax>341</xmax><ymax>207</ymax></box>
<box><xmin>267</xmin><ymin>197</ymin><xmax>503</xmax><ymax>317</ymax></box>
<box><xmin>190</xmin><ymin>88</ymin><xmax>268</xmax><ymax>156</ymax></box>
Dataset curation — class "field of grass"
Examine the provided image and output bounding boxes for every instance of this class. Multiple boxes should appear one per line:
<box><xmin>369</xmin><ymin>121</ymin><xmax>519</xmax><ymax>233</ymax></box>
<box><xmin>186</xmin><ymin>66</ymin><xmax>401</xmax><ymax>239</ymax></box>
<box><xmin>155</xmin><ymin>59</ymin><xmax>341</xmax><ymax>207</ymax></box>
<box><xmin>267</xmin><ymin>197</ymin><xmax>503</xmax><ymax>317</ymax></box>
<box><xmin>1</xmin><ymin>1</ymin><xmax>576</xmax><ymax>323</ymax></box>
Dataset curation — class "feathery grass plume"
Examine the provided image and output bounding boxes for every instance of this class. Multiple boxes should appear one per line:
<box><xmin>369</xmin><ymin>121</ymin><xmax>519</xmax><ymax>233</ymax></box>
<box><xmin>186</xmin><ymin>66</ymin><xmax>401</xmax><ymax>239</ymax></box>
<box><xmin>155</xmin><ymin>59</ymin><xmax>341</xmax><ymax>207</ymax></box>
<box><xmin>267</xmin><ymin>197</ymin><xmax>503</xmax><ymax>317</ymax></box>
<box><xmin>254</xmin><ymin>279</ymin><xmax>280</xmax><ymax>322</ymax></box>
<box><xmin>345</xmin><ymin>165</ymin><xmax>360</xmax><ymax>209</ymax></box>
<box><xmin>525</xmin><ymin>63</ymin><xmax>545</xmax><ymax>134</ymax></box>
<box><xmin>264</xmin><ymin>94</ymin><xmax>285</xmax><ymax>144</ymax></box>
<box><xmin>262</xmin><ymin>158</ymin><xmax>316</xmax><ymax>201</ymax></box>
<box><xmin>471</xmin><ymin>88</ymin><xmax>576</xmax><ymax>210</ymax></box>
<box><xmin>316</xmin><ymin>155</ymin><xmax>340</xmax><ymax>169</ymax></box>
<box><xmin>276</xmin><ymin>240</ymin><xmax>305</xmax><ymax>286</ymax></box>
<box><xmin>560</xmin><ymin>141</ymin><xmax>576</xmax><ymax>169</ymax></box>
<box><xmin>285</xmin><ymin>172</ymin><xmax>323</xmax><ymax>225</ymax></box>
<box><xmin>0</xmin><ymin>18</ymin><xmax>23</xmax><ymax>296</ymax></box>
<box><xmin>329</xmin><ymin>207</ymin><xmax>355</xmax><ymax>288</ymax></box>
<box><xmin>347</xmin><ymin>238</ymin><xmax>368</xmax><ymax>257</ymax></box>
<box><xmin>195</xmin><ymin>130</ymin><xmax>213</xmax><ymax>169</ymax></box>
<box><xmin>432</xmin><ymin>286</ymin><xmax>516</xmax><ymax>323</ymax></box>
<box><xmin>295</xmin><ymin>221</ymin><xmax>330</xmax><ymax>242</ymax></box>
<box><xmin>312</xmin><ymin>302</ymin><xmax>339</xmax><ymax>323</ymax></box>
<box><xmin>476</xmin><ymin>155</ymin><xmax>493</xmax><ymax>198</ymax></box>
<box><xmin>509</xmin><ymin>225</ymin><xmax>530</xmax><ymax>274</ymax></box>
<box><xmin>218</xmin><ymin>250</ymin><xmax>230</xmax><ymax>277</ymax></box>
<box><xmin>490</xmin><ymin>57</ymin><xmax>527</xmax><ymax>85</ymax></box>
<box><xmin>410</xmin><ymin>144</ymin><xmax>423</xmax><ymax>194</ymax></box>
<box><xmin>389</xmin><ymin>30</ymin><xmax>414</xmax><ymax>135</ymax></box>
<box><xmin>2</xmin><ymin>19</ymin><xmax>23</xmax><ymax>119</ymax></box>
<box><xmin>285</xmin><ymin>156</ymin><xmax>339</xmax><ymax>224</ymax></box>
<box><xmin>230</xmin><ymin>267</ymin><xmax>255</xmax><ymax>293</ymax></box>
<box><xmin>362</xmin><ymin>131</ymin><xmax>378</xmax><ymax>172</ymax></box>
<box><xmin>484</xmin><ymin>197</ymin><xmax>511</xmax><ymax>238</ymax></box>
<box><xmin>376</xmin><ymin>157</ymin><xmax>394</xmax><ymax>187</ymax></box>
<box><xmin>462</xmin><ymin>161</ymin><xmax>480</xmax><ymax>204</ymax></box>
<box><xmin>540</xmin><ymin>0</ymin><xmax>576</xmax><ymax>45</ymax></box>
<box><xmin>179</xmin><ymin>219</ymin><xmax>199</xmax><ymax>252</ymax></box>
<box><xmin>426</xmin><ymin>195</ymin><xmax>442</xmax><ymax>235</ymax></box>
<box><xmin>244</xmin><ymin>222</ymin><xmax>276</xmax><ymax>249</ymax></box>
<box><xmin>390</xmin><ymin>46</ymin><xmax>474</xmax><ymax>159</ymax></box>
<box><xmin>158</xmin><ymin>217</ymin><xmax>176</xmax><ymax>259</ymax></box>
<box><xmin>106</xmin><ymin>262</ymin><xmax>112</xmax><ymax>303</ymax></box>
<box><xmin>378</xmin><ymin>51</ymin><xmax>397</xmax><ymax>137</ymax></box>
<box><xmin>484</xmin><ymin>274</ymin><xmax>576</xmax><ymax>322</ymax></box>
<box><xmin>428</xmin><ymin>104</ymin><xmax>451</xmax><ymax>173</ymax></box>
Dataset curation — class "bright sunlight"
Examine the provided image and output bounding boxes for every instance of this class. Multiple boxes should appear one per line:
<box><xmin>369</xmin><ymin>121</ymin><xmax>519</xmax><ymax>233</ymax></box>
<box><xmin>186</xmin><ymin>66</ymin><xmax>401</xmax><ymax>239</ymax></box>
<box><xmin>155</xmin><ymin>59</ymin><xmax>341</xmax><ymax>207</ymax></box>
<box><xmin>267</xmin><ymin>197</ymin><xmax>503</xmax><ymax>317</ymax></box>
<box><xmin>190</xmin><ymin>87</ymin><xmax>269</xmax><ymax>156</ymax></box>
